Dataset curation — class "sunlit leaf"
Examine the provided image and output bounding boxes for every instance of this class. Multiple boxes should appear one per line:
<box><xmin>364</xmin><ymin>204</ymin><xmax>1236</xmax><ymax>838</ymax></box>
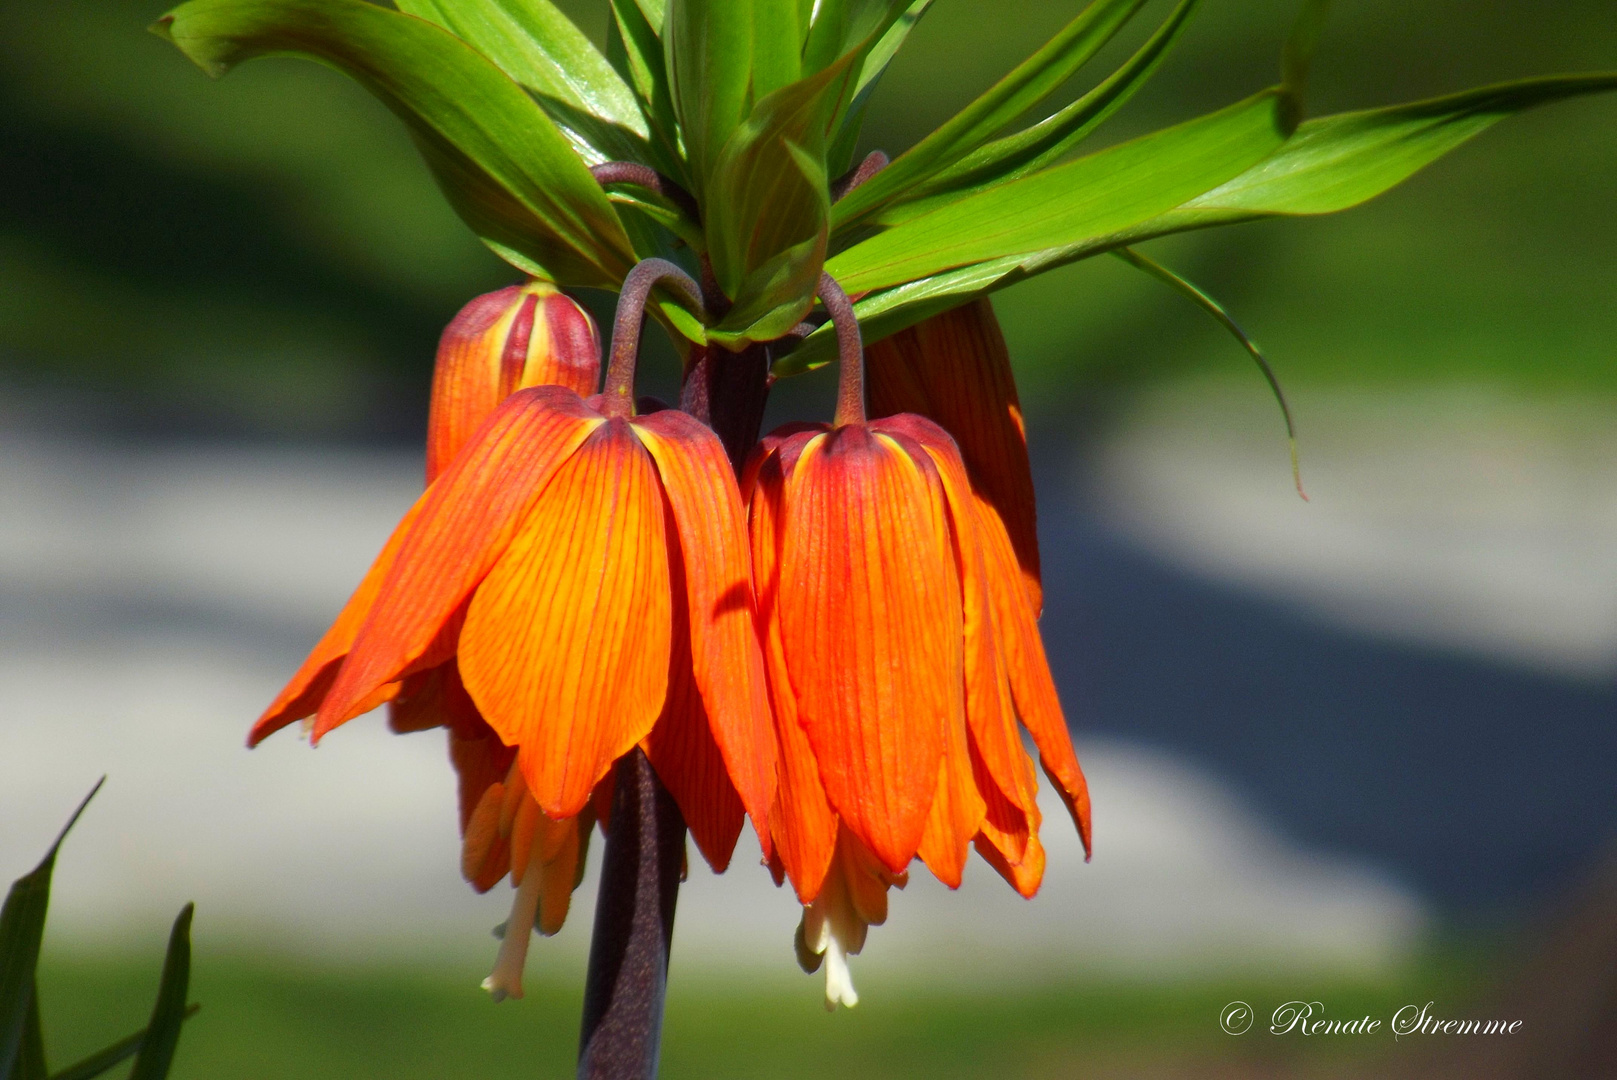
<box><xmin>394</xmin><ymin>0</ymin><xmax>655</xmax><ymax>166</ymax></box>
<box><xmin>153</xmin><ymin>0</ymin><xmax>634</xmax><ymax>287</ymax></box>
<box><xmin>606</xmin><ymin>0</ymin><xmax>684</xmax><ymax>175</ymax></box>
<box><xmin>1114</xmin><ymin>247</ymin><xmax>1305</xmax><ymax>499</ymax></box>
<box><xmin>885</xmin><ymin>0</ymin><xmax>1201</xmax><ymax>219</ymax></box>
<box><xmin>827</xmin><ymin>0</ymin><xmax>935</xmax><ymax>173</ymax></box>
<box><xmin>665</xmin><ymin>0</ymin><xmax>754</xmax><ymax>195</ymax></box>
<box><xmin>826</xmin><ymin>88</ymin><xmax>1289</xmax><ymax>293</ymax></box>
<box><xmin>832</xmin><ymin>0</ymin><xmax>1148</xmax><ymax>228</ymax></box>
<box><xmin>1</xmin><ymin>780</ymin><xmax>100</xmax><ymax>1080</ymax></box>
<box><xmin>126</xmin><ymin>905</ymin><xmax>194</xmax><ymax>1080</ymax></box>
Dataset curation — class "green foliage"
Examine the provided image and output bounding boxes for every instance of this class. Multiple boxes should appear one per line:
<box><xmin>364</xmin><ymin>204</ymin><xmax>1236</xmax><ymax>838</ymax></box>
<box><xmin>0</xmin><ymin>783</ymin><xmax>198</xmax><ymax>1080</ymax></box>
<box><xmin>144</xmin><ymin>0</ymin><xmax>1617</xmax><ymax>362</ymax></box>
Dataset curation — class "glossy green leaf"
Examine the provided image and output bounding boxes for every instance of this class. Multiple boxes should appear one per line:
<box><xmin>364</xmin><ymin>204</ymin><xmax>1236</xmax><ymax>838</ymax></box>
<box><xmin>154</xmin><ymin>0</ymin><xmax>634</xmax><ymax>287</ymax></box>
<box><xmin>833</xmin><ymin>0</ymin><xmax>1148</xmax><ymax>228</ymax></box>
<box><xmin>707</xmin><ymin>52</ymin><xmax>861</xmax><ymax>309</ymax></box>
<box><xmin>803</xmin><ymin>0</ymin><xmax>903</xmax><ymax>74</ymax></box>
<box><xmin>826</xmin><ymin>88</ymin><xmax>1289</xmax><ymax>294</ymax></box>
<box><xmin>47</xmin><ymin>1006</ymin><xmax>200</xmax><ymax>1080</ymax></box>
<box><xmin>607</xmin><ymin>0</ymin><xmax>684</xmax><ymax>176</ymax></box>
<box><xmin>886</xmin><ymin>0</ymin><xmax>1201</xmax><ymax>219</ymax></box>
<box><xmin>1115</xmin><ymin>247</ymin><xmax>1304</xmax><ymax>498</ymax></box>
<box><xmin>126</xmin><ymin>905</ymin><xmax>194</xmax><ymax>1080</ymax></box>
<box><xmin>394</xmin><ymin>0</ymin><xmax>654</xmax><ymax>166</ymax></box>
<box><xmin>827</xmin><ymin>0</ymin><xmax>934</xmax><ymax>173</ymax></box>
<box><xmin>665</xmin><ymin>0</ymin><xmax>754</xmax><ymax>194</ymax></box>
<box><xmin>752</xmin><ymin>1</ymin><xmax>808</xmax><ymax>102</ymax></box>
<box><xmin>1164</xmin><ymin>73</ymin><xmax>1617</xmax><ymax>227</ymax></box>
<box><xmin>1</xmin><ymin>782</ymin><xmax>101</xmax><ymax>1080</ymax></box>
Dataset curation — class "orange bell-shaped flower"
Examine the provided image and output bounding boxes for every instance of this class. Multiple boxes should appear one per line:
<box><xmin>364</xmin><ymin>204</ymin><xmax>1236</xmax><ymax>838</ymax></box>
<box><xmin>249</xmin><ymin>267</ymin><xmax>775</xmax><ymax>1000</ymax></box>
<box><xmin>747</xmin><ymin>280</ymin><xmax>1090</xmax><ymax>1008</ymax></box>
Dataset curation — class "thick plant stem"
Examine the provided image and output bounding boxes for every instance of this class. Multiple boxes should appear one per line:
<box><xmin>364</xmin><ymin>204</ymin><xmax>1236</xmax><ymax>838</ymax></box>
<box><xmin>820</xmin><ymin>273</ymin><xmax>865</xmax><ymax>428</ymax></box>
<box><xmin>602</xmin><ymin>259</ymin><xmax>705</xmax><ymax>419</ymax></box>
<box><xmin>578</xmin><ymin>750</ymin><xmax>686</xmax><ymax>1080</ymax></box>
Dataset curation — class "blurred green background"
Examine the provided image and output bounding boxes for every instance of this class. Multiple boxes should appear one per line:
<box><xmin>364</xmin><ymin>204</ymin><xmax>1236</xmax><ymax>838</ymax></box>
<box><xmin>2</xmin><ymin>0</ymin><xmax>1614</xmax><ymax>438</ymax></box>
<box><xmin>6</xmin><ymin>1</ymin><xmax>1616</xmax><ymax>1076</ymax></box>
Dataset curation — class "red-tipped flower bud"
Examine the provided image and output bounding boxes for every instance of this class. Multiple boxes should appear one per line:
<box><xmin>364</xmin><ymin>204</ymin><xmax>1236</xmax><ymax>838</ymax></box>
<box><xmin>426</xmin><ymin>281</ymin><xmax>601</xmax><ymax>482</ymax></box>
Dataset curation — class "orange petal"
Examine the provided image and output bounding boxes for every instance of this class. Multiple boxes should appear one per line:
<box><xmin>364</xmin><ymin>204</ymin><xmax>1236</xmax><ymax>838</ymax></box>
<box><xmin>866</xmin><ymin>298</ymin><xmax>1042</xmax><ymax>612</ymax></box>
<box><xmin>641</xmin><ymin>504</ymin><xmax>747</xmax><ymax>872</ymax></box>
<box><xmin>388</xmin><ymin>659</ymin><xmax>484</xmax><ymax>736</ymax></box>
<box><xmin>314</xmin><ymin>387</ymin><xmax>602</xmax><ymax>738</ymax></box>
<box><xmin>974</xmin><ymin>827</ymin><xmax>1045</xmax><ymax>899</ymax></box>
<box><xmin>978</xmin><ymin>496</ymin><xmax>1092</xmax><ymax>856</ymax></box>
<box><xmin>248</xmin><ymin>494</ymin><xmax>428</xmax><ymax>746</ymax></box>
<box><xmin>745</xmin><ymin>431</ymin><xmax>837</xmax><ymax>902</ymax></box>
<box><xmin>779</xmin><ymin>425</ymin><xmax>961</xmax><ymax>874</ymax></box>
<box><xmin>916</xmin><ymin>700</ymin><xmax>986</xmax><ymax>890</ymax></box>
<box><xmin>427</xmin><ymin>283</ymin><xmax>601</xmax><ymax>483</ymax></box>
<box><xmin>449</xmin><ymin>714</ymin><xmax>518</xmax><ymax>840</ymax></box>
<box><xmin>457</xmin><ymin>419</ymin><xmax>672</xmax><ymax>821</ymax></box>
<box><xmin>633</xmin><ymin>409</ymin><xmax>776</xmax><ymax>857</ymax></box>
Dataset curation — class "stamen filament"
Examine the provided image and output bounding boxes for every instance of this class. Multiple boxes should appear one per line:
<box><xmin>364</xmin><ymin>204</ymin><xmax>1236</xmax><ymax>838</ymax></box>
<box><xmin>482</xmin><ymin>854</ymin><xmax>544</xmax><ymax>1003</ymax></box>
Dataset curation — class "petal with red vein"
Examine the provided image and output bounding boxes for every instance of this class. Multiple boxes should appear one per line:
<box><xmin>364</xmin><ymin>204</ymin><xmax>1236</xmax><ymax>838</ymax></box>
<box><xmin>866</xmin><ymin>298</ymin><xmax>1041</xmax><ymax>612</ymax></box>
<box><xmin>780</xmin><ymin>427</ymin><xmax>960</xmax><ymax>873</ymax></box>
<box><xmin>458</xmin><ymin>419</ymin><xmax>672</xmax><ymax>820</ymax></box>
<box><xmin>634</xmin><ymin>409</ymin><xmax>775</xmax><ymax>853</ymax></box>
<box><xmin>315</xmin><ymin>387</ymin><xmax>601</xmax><ymax>737</ymax></box>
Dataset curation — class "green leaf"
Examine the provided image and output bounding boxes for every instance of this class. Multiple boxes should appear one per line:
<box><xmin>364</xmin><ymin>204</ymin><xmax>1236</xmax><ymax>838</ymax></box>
<box><xmin>706</xmin><ymin>53</ymin><xmax>861</xmax><ymax>312</ymax></box>
<box><xmin>803</xmin><ymin>0</ymin><xmax>904</xmax><ymax>74</ymax></box>
<box><xmin>826</xmin><ymin>0</ymin><xmax>934</xmax><ymax>174</ymax></box>
<box><xmin>48</xmin><ymin>1008</ymin><xmax>202</xmax><ymax>1080</ymax></box>
<box><xmin>1281</xmin><ymin>0</ymin><xmax>1333</xmax><ymax>121</ymax></box>
<box><xmin>826</xmin><ymin>88</ymin><xmax>1290</xmax><ymax>294</ymax></box>
<box><xmin>885</xmin><ymin>0</ymin><xmax>1201</xmax><ymax>219</ymax></box>
<box><xmin>1163</xmin><ymin>73</ymin><xmax>1617</xmax><ymax>226</ymax></box>
<box><xmin>752</xmin><ymin>0</ymin><xmax>808</xmax><ymax>102</ymax></box>
<box><xmin>1</xmin><ymin>781</ymin><xmax>101</xmax><ymax>1080</ymax></box>
<box><xmin>15</xmin><ymin>985</ymin><xmax>45</xmax><ymax>1080</ymax></box>
<box><xmin>607</xmin><ymin>0</ymin><xmax>684</xmax><ymax>176</ymax></box>
<box><xmin>127</xmin><ymin>905</ymin><xmax>194</xmax><ymax>1080</ymax></box>
<box><xmin>153</xmin><ymin>0</ymin><xmax>634</xmax><ymax>287</ymax></box>
<box><xmin>1114</xmin><ymin>247</ymin><xmax>1304</xmax><ymax>498</ymax></box>
<box><xmin>394</xmin><ymin>0</ymin><xmax>654</xmax><ymax>166</ymax></box>
<box><xmin>665</xmin><ymin>0</ymin><xmax>754</xmax><ymax>195</ymax></box>
<box><xmin>832</xmin><ymin>0</ymin><xmax>1149</xmax><ymax>228</ymax></box>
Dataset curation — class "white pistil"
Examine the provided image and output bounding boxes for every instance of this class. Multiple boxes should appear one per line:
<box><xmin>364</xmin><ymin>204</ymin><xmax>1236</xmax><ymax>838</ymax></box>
<box><xmin>799</xmin><ymin>878</ymin><xmax>865</xmax><ymax>1011</ymax></box>
<box><xmin>481</xmin><ymin>855</ymin><xmax>543</xmax><ymax>1002</ymax></box>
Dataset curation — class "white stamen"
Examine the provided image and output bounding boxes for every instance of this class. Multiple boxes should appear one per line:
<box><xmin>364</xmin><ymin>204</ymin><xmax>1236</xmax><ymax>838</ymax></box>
<box><xmin>481</xmin><ymin>856</ymin><xmax>543</xmax><ymax>1002</ymax></box>
<box><xmin>801</xmin><ymin>879</ymin><xmax>865</xmax><ymax>1011</ymax></box>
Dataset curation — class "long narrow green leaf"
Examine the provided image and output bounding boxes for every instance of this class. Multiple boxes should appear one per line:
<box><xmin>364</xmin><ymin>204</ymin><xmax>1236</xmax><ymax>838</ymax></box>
<box><xmin>752</xmin><ymin>0</ymin><xmax>807</xmax><ymax>102</ymax></box>
<box><xmin>126</xmin><ymin>905</ymin><xmax>194</xmax><ymax>1080</ymax></box>
<box><xmin>607</xmin><ymin>0</ymin><xmax>684</xmax><ymax>177</ymax></box>
<box><xmin>1281</xmin><ymin>0</ymin><xmax>1333</xmax><ymax>119</ymax></box>
<box><xmin>1165</xmin><ymin>73</ymin><xmax>1617</xmax><ymax>225</ymax></box>
<box><xmin>154</xmin><ymin>0</ymin><xmax>634</xmax><ymax>287</ymax></box>
<box><xmin>827</xmin><ymin>0</ymin><xmax>935</xmax><ymax>172</ymax></box>
<box><xmin>883</xmin><ymin>0</ymin><xmax>1201</xmax><ymax>220</ymax></box>
<box><xmin>1</xmin><ymin>781</ymin><xmax>101</xmax><ymax>1080</ymax></box>
<box><xmin>664</xmin><ymin>0</ymin><xmax>754</xmax><ymax>194</ymax></box>
<box><xmin>826</xmin><ymin>88</ymin><xmax>1289</xmax><ymax>294</ymax></box>
<box><xmin>15</xmin><ymin>986</ymin><xmax>45</xmax><ymax>1080</ymax></box>
<box><xmin>803</xmin><ymin>0</ymin><xmax>904</xmax><ymax>74</ymax></box>
<box><xmin>833</xmin><ymin>0</ymin><xmax>1148</xmax><ymax>228</ymax></box>
<box><xmin>394</xmin><ymin>0</ymin><xmax>653</xmax><ymax>166</ymax></box>
<box><xmin>1115</xmin><ymin>247</ymin><xmax>1305</xmax><ymax>498</ymax></box>
<box><xmin>45</xmin><ymin>1007</ymin><xmax>199</xmax><ymax>1080</ymax></box>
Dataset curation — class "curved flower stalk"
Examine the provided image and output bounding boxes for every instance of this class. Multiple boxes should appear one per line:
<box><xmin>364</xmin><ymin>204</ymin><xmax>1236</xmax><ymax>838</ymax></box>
<box><xmin>746</xmin><ymin>276</ymin><xmax>1089</xmax><ymax>1008</ymax></box>
<box><xmin>250</xmin><ymin>267</ymin><xmax>776</xmax><ymax>1000</ymax></box>
<box><xmin>151</xmin><ymin>0</ymin><xmax>1617</xmax><ymax>1064</ymax></box>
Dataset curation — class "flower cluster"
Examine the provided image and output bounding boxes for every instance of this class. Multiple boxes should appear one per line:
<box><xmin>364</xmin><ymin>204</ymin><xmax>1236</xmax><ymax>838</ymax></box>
<box><xmin>251</xmin><ymin>268</ymin><xmax>1088</xmax><ymax>1008</ymax></box>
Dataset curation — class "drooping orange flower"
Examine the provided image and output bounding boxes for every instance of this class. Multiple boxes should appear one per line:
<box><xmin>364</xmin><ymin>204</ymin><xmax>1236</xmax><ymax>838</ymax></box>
<box><xmin>866</xmin><ymin>297</ymin><xmax>1041</xmax><ymax>612</ymax></box>
<box><xmin>745</xmin><ymin>283</ymin><xmax>1089</xmax><ymax>1008</ymax></box>
<box><xmin>249</xmin><ymin>278</ymin><xmax>775</xmax><ymax>999</ymax></box>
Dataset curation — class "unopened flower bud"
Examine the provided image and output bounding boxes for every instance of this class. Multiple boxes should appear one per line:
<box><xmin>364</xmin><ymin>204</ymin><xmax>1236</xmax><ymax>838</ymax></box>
<box><xmin>426</xmin><ymin>281</ymin><xmax>601</xmax><ymax>482</ymax></box>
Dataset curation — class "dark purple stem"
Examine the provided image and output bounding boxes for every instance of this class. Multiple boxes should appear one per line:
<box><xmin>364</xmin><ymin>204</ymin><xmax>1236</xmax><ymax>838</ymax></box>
<box><xmin>602</xmin><ymin>259</ymin><xmax>705</xmax><ymax>419</ymax></box>
<box><xmin>590</xmin><ymin>163</ymin><xmax>702</xmax><ymax>226</ymax></box>
<box><xmin>577</xmin><ymin>749</ymin><xmax>686</xmax><ymax>1080</ymax></box>
<box><xmin>820</xmin><ymin>273</ymin><xmax>865</xmax><ymax>427</ymax></box>
<box><xmin>831</xmin><ymin>150</ymin><xmax>890</xmax><ymax>202</ymax></box>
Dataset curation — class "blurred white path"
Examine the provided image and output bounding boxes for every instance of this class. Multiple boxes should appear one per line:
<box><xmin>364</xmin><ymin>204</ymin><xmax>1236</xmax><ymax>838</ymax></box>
<box><xmin>0</xmin><ymin>426</ymin><xmax>1423</xmax><ymax>981</ymax></box>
